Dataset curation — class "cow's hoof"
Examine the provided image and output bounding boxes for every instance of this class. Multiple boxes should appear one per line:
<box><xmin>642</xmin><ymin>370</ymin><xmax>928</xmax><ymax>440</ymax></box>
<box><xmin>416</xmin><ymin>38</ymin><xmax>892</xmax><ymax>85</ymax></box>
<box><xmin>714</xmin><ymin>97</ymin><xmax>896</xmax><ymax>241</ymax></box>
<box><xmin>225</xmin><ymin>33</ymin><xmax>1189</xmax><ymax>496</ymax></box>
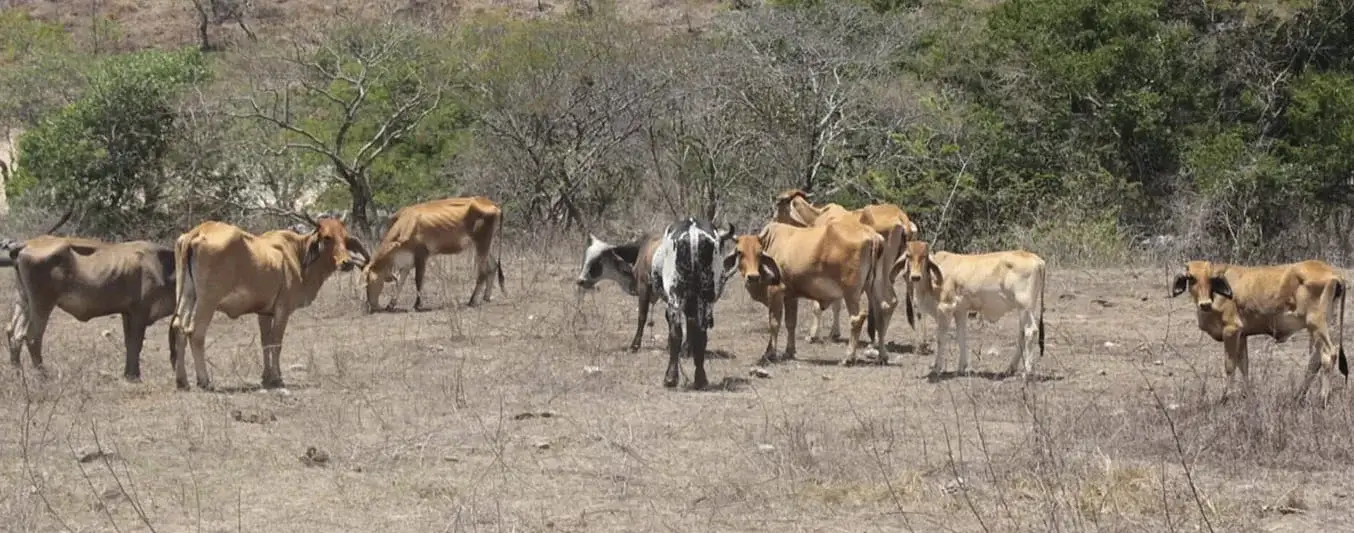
<box><xmin>123</xmin><ymin>374</ymin><xmax>142</xmax><ymax>383</ymax></box>
<box><xmin>196</xmin><ymin>379</ymin><xmax>212</xmax><ymax>391</ymax></box>
<box><xmin>807</xmin><ymin>336</ymin><xmax>824</xmax><ymax>344</ymax></box>
<box><xmin>628</xmin><ymin>344</ymin><xmax>641</xmax><ymax>353</ymax></box>
<box><xmin>840</xmin><ymin>359</ymin><xmax>855</xmax><ymax>367</ymax></box>
<box><xmin>692</xmin><ymin>378</ymin><xmax>708</xmax><ymax>390</ymax></box>
<box><xmin>175</xmin><ymin>379</ymin><xmax>190</xmax><ymax>391</ymax></box>
<box><xmin>261</xmin><ymin>377</ymin><xmax>285</xmax><ymax>390</ymax></box>
<box><xmin>662</xmin><ymin>379</ymin><xmax>678</xmax><ymax>388</ymax></box>
<box><xmin>782</xmin><ymin>351</ymin><xmax>797</xmax><ymax>361</ymax></box>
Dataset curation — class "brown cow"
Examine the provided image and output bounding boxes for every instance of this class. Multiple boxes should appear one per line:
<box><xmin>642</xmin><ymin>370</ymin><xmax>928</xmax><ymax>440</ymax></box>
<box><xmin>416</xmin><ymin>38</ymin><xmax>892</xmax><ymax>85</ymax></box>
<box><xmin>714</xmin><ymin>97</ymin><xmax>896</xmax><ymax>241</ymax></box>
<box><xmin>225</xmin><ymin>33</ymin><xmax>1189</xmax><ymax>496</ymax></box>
<box><xmin>1171</xmin><ymin>260</ymin><xmax>1348</xmax><ymax>405</ymax></box>
<box><xmin>574</xmin><ymin>232</ymin><xmax>663</xmax><ymax>351</ymax></box>
<box><xmin>170</xmin><ymin>215</ymin><xmax>370</xmax><ymax>390</ymax></box>
<box><xmin>899</xmin><ymin>240</ymin><xmax>1046</xmax><ymax>380</ymax></box>
<box><xmin>725</xmin><ymin>219</ymin><xmax>901</xmax><ymax>366</ymax></box>
<box><xmin>363</xmin><ymin>196</ymin><xmax>505</xmax><ymax>312</ymax></box>
<box><xmin>771</xmin><ymin>188</ymin><xmax>919</xmax><ymax>343</ymax></box>
<box><xmin>3</xmin><ymin>236</ymin><xmax>180</xmax><ymax>381</ymax></box>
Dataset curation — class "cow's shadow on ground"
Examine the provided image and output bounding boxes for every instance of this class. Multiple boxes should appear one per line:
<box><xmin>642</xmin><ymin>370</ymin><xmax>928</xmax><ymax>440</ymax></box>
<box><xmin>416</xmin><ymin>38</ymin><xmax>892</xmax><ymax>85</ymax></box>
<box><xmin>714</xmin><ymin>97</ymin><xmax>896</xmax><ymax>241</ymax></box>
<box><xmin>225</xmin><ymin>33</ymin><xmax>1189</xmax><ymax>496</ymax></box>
<box><xmin>682</xmin><ymin>376</ymin><xmax>751</xmax><ymax>392</ymax></box>
<box><xmin>924</xmin><ymin>370</ymin><xmax>1063</xmax><ymax>384</ymax></box>
<box><xmin>201</xmin><ymin>382</ymin><xmax>318</xmax><ymax>394</ymax></box>
<box><xmin>811</xmin><ymin>338</ymin><xmax>923</xmax><ymax>355</ymax></box>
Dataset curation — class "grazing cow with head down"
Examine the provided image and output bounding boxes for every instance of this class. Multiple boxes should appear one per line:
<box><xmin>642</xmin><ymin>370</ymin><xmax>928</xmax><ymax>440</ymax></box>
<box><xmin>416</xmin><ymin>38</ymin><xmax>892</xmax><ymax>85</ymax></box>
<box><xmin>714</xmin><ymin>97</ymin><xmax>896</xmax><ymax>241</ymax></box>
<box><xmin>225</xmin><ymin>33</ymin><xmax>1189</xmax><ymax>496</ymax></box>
<box><xmin>1171</xmin><ymin>259</ymin><xmax>1348</xmax><ymax>405</ymax></box>
<box><xmin>725</xmin><ymin>219</ymin><xmax>899</xmax><ymax>366</ymax></box>
<box><xmin>771</xmin><ymin>188</ymin><xmax>918</xmax><ymax>343</ymax></box>
<box><xmin>363</xmin><ymin>196</ymin><xmax>505</xmax><ymax>312</ymax></box>
<box><xmin>900</xmin><ymin>240</ymin><xmax>1047</xmax><ymax>380</ymax></box>
<box><xmin>575</xmin><ymin>232</ymin><xmax>663</xmax><ymax>351</ymax></box>
<box><xmin>3</xmin><ymin>235</ymin><xmax>180</xmax><ymax>382</ymax></box>
<box><xmin>649</xmin><ymin>217</ymin><xmax>736</xmax><ymax>389</ymax></box>
<box><xmin>170</xmin><ymin>213</ymin><xmax>370</xmax><ymax>391</ymax></box>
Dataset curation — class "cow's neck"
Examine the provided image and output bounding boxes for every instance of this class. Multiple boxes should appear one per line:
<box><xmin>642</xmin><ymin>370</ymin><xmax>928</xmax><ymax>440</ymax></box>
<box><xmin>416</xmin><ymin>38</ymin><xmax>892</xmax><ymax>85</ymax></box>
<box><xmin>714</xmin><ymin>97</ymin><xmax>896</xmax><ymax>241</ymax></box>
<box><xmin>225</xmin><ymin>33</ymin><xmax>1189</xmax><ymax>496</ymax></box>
<box><xmin>788</xmin><ymin>198</ymin><xmax>825</xmax><ymax>226</ymax></box>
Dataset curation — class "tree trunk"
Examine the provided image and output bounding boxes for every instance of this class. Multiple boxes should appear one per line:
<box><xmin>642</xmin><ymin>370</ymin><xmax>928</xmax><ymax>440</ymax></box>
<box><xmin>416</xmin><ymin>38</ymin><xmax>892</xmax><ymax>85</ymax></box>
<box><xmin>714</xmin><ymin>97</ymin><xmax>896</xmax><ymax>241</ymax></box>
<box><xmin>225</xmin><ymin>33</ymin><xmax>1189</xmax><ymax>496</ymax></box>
<box><xmin>348</xmin><ymin>181</ymin><xmax>374</xmax><ymax>239</ymax></box>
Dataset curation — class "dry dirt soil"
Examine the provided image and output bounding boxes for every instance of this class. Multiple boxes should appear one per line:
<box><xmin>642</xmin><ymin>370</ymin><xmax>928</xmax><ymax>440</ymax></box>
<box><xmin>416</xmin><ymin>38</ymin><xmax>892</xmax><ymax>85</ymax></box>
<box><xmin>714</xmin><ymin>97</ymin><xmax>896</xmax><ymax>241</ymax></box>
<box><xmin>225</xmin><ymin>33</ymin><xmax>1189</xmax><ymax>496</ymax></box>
<box><xmin>3</xmin><ymin>238</ymin><xmax>1354</xmax><ymax>532</ymax></box>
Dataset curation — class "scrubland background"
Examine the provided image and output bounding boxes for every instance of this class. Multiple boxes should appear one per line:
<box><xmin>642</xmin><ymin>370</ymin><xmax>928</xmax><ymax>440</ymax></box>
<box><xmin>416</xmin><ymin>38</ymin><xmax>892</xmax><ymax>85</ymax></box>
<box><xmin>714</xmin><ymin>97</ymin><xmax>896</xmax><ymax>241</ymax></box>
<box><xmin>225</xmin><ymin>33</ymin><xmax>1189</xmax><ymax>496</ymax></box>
<box><xmin>2</xmin><ymin>0</ymin><xmax>1354</xmax><ymax>531</ymax></box>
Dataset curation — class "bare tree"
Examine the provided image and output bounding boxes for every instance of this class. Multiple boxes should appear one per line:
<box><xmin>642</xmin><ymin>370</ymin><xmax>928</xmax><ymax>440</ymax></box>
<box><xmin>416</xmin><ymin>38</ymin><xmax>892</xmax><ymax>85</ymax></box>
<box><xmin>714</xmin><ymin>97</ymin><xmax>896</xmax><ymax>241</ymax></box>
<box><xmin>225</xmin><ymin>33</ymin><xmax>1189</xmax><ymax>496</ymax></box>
<box><xmin>466</xmin><ymin>19</ymin><xmax>665</xmax><ymax>230</ymax></box>
<box><xmin>230</xmin><ymin>20</ymin><xmax>444</xmax><ymax>236</ymax></box>
<box><xmin>188</xmin><ymin>0</ymin><xmax>258</xmax><ymax>51</ymax></box>
<box><xmin>718</xmin><ymin>4</ymin><xmax>912</xmax><ymax>194</ymax></box>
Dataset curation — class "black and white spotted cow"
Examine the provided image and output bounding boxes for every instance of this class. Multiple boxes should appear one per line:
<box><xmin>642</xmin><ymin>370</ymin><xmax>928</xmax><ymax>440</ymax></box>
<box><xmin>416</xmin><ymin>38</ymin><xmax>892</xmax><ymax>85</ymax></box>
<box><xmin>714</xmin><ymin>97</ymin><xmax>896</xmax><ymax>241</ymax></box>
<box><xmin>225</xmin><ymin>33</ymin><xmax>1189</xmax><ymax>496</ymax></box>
<box><xmin>650</xmin><ymin>217</ymin><xmax>736</xmax><ymax>389</ymax></box>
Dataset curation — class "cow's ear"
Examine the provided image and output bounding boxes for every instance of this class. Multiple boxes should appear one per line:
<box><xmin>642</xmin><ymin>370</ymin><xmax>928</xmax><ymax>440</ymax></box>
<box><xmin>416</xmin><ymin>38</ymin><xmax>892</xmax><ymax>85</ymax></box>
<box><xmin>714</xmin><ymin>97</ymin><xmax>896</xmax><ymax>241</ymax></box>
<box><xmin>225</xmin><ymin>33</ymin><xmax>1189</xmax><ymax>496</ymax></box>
<box><xmin>722</xmin><ymin>250</ymin><xmax>740</xmax><ymax>274</ymax></box>
<box><xmin>606</xmin><ymin>249</ymin><xmax>634</xmax><ymax>275</ymax></box>
<box><xmin>758</xmin><ymin>252</ymin><xmax>782</xmax><ymax>286</ymax></box>
<box><xmin>302</xmin><ymin>237</ymin><xmax>322</xmax><ymax>269</ymax></box>
<box><xmin>1170</xmin><ymin>275</ymin><xmax>1189</xmax><ymax>297</ymax></box>
<box><xmin>891</xmin><ymin>251</ymin><xmax>909</xmax><ymax>281</ymax></box>
<box><xmin>1210</xmin><ymin>276</ymin><xmax>1233</xmax><ymax>299</ymax></box>
<box><xmin>925</xmin><ymin>258</ymin><xmax>943</xmax><ymax>288</ymax></box>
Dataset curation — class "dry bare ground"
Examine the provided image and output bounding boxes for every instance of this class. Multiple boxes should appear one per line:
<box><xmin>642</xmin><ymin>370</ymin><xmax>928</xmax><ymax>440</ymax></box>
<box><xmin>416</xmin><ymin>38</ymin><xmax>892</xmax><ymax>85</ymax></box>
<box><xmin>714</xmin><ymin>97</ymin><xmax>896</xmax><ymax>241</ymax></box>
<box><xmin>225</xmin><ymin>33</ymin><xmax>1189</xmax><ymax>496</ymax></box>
<box><xmin>4</xmin><ymin>234</ymin><xmax>1354</xmax><ymax>532</ymax></box>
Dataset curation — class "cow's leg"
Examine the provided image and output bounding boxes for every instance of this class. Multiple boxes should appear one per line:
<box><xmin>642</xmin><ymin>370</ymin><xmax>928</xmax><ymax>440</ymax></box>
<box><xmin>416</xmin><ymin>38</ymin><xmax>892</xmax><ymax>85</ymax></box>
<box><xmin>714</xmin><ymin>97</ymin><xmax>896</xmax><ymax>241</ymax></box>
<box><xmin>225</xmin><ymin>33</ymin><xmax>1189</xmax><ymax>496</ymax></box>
<box><xmin>7</xmin><ymin>301</ymin><xmax>26</xmax><ymax>367</ymax></box>
<box><xmin>21</xmin><ymin>300</ymin><xmax>55</xmax><ymax>377</ymax></box>
<box><xmin>663</xmin><ymin>307</ymin><xmax>684</xmax><ymax>388</ymax></box>
<box><xmin>829</xmin><ymin>299</ymin><xmax>844</xmax><ymax>342</ymax></box>
<box><xmin>841</xmin><ymin>296</ymin><xmax>867</xmax><ymax>366</ymax></box>
<box><xmin>869</xmin><ymin>290</ymin><xmax>894</xmax><ymax>366</ymax></box>
<box><xmin>120</xmin><ymin>314</ymin><xmax>147</xmax><ymax>382</ymax></box>
<box><xmin>258</xmin><ymin>313</ymin><xmax>290</xmax><ymax>389</ymax></box>
<box><xmin>1221</xmin><ymin>334</ymin><xmax>1245</xmax><ymax>403</ymax></box>
<box><xmin>629</xmin><ymin>288</ymin><xmax>652</xmax><ymax>352</ymax></box>
<box><xmin>688</xmin><ymin>318</ymin><xmax>709</xmax><ymax>390</ymax></box>
<box><xmin>807</xmin><ymin>301</ymin><xmax>825</xmax><ymax>343</ymax></box>
<box><xmin>181</xmin><ymin>310</ymin><xmax>215</xmax><ymax>391</ymax></box>
<box><xmin>782</xmin><ymin>297</ymin><xmax>799</xmax><ymax>361</ymax></box>
<box><xmin>386</xmin><ymin>263</ymin><xmax>410</xmax><ymax>311</ymax></box>
<box><xmin>760</xmin><ymin>294</ymin><xmax>784</xmax><ymax>365</ymax></box>
<box><xmin>1297</xmin><ymin>326</ymin><xmax>1337</xmax><ymax>406</ymax></box>
<box><xmin>929</xmin><ymin>313</ymin><xmax>952</xmax><ymax>378</ymax></box>
<box><xmin>412</xmin><ymin>251</ymin><xmax>430</xmax><ymax>312</ymax></box>
<box><xmin>955</xmin><ymin>312</ymin><xmax>972</xmax><ymax>376</ymax></box>
<box><xmin>1006</xmin><ymin>310</ymin><xmax>1037</xmax><ymax>379</ymax></box>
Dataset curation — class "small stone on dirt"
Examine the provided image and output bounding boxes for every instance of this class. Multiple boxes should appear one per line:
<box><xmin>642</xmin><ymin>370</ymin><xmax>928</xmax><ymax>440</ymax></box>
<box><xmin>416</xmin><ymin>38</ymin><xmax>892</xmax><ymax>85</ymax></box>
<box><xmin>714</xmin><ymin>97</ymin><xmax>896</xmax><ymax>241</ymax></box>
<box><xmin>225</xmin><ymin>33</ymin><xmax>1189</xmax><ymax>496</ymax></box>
<box><xmin>756</xmin><ymin>444</ymin><xmax>775</xmax><ymax>453</ymax></box>
<box><xmin>299</xmin><ymin>446</ymin><xmax>329</xmax><ymax>467</ymax></box>
<box><xmin>534</xmin><ymin>440</ymin><xmax>552</xmax><ymax>450</ymax></box>
<box><xmin>1098</xmin><ymin>370</ymin><xmax>1107</xmax><ymax>376</ymax></box>
<box><xmin>583</xmin><ymin>366</ymin><xmax>602</xmax><ymax>376</ymax></box>
<box><xmin>230</xmin><ymin>408</ymin><xmax>277</xmax><ymax>425</ymax></box>
<box><xmin>821</xmin><ymin>375</ymin><xmax>832</xmax><ymax>381</ymax></box>
<box><xmin>513</xmin><ymin>410</ymin><xmax>558</xmax><ymax>421</ymax></box>
<box><xmin>1153</xmin><ymin>360</ymin><xmax>1164</xmax><ymax>366</ymax></box>
<box><xmin>287</xmin><ymin>364</ymin><xmax>307</xmax><ymax>372</ymax></box>
<box><xmin>1103</xmin><ymin>341</ymin><xmax>1117</xmax><ymax>348</ymax></box>
<box><xmin>76</xmin><ymin>448</ymin><xmax>115</xmax><ymax>464</ymax></box>
<box><xmin>750</xmin><ymin>368</ymin><xmax>771</xmax><ymax>379</ymax></box>
<box><xmin>1059</xmin><ymin>293</ymin><xmax>1076</xmax><ymax>300</ymax></box>
<box><xmin>443</xmin><ymin>456</ymin><xmax>460</xmax><ymax>463</ymax></box>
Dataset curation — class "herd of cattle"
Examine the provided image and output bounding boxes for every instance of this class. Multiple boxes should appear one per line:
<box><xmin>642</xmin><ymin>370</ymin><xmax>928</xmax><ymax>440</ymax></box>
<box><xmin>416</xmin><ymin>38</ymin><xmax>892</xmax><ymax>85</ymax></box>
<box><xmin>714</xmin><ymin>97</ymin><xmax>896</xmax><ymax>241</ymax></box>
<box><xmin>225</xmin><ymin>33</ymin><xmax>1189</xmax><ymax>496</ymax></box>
<box><xmin>0</xmin><ymin>191</ymin><xmax>1347</xmax><ymax>406</ymax></box>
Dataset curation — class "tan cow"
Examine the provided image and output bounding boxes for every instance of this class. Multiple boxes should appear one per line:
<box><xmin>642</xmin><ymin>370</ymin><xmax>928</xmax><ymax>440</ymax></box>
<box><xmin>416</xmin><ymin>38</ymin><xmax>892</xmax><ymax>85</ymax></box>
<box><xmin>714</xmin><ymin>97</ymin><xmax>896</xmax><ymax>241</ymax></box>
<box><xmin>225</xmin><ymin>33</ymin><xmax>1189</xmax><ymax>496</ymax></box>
<box><xmin>1170</xmin><ymin>260</ymin><xmax>1348</xmax><ymax>405</ymax></box>
<box><xmin>363</xmin><ymin>196</ymin><xmax>505</xmax><ymax>312</ymax></box>
<box><xmin>724</xmin><ymin>219</ymin><xmax>902</xmax><ymax>366</ymax></box>
<box><xmin>170</xmin><ymin>215</ymin><xmax>370</xmax><ymax>391</ymax></box>
<box><xmin>771</xmin><ymin>188</ymin><xmax>919</xmax><ymax>343</ymax></box>
<box><xmin>3</xmin><ymin>236</ymin><xmax>180</xmax><ymax>382</ymax></box>
<box><xmin>899</xmin><ymin>240</ymin><xmax>1046</xmax><ymax>380</ymax></box>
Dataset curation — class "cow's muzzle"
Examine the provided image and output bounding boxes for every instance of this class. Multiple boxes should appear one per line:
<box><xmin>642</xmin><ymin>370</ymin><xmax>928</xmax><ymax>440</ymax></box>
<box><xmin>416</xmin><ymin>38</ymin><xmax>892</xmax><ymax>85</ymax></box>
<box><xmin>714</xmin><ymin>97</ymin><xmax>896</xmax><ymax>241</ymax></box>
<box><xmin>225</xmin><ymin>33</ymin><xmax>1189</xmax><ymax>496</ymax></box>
<box><xmin>1197</xmin><ymin>301</ymin><xmax>1212</xmax><ymax>311</ymax></box>
<box><xmin>576</xmin><ymin>278</ymin><xmax>598</xmax><ymax>290</ymax></box>
<box><xmin>909</xmin><ymin>274</ymin><xmax>922</xmax><ymax>283</ymax></box>
<box><xmin>340</xmin><ymin>260</ymin><xmax>358</xmax><ymax>272</ymax></box>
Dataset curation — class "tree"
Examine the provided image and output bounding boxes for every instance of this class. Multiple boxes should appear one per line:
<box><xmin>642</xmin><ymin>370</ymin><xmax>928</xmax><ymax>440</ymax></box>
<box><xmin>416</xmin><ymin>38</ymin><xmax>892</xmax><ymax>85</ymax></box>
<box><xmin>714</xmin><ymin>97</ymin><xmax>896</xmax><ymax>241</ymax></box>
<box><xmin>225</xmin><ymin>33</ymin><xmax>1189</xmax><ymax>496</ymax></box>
<box><xmin>11</xmin><ymin>48</ymin><xmax>209</xmax><ymax>237</ymax></box>
<box><xmin>232</xmin><ymin>19</ymin><xmax>446</xmax><ymax>237</ymax></box>
<box><xmin>463</xmin><ymin>15</ymin><xmax>665</xmax><ymax>229</ymax></box>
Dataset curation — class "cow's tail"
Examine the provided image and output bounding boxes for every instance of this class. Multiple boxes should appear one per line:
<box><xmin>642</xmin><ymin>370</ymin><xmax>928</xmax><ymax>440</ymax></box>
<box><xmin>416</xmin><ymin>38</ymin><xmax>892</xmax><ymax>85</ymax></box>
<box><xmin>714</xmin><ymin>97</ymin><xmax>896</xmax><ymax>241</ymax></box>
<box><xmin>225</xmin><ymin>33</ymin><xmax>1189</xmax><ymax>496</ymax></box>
<box><xmin>1330</xmin><ymin>277</ymin><xmax>1347</xmax><ymax>380</ymax></box>
<box><xmin>1038</xmin><ymin>261</ymin><xmax>1047</xmax><ymax>360</ymax></box>
<box><xmin>864</xmin><ymin>233</ymin><xmax>886</xmax><ymax>342</ymax></box>
<box><xmin>172</xmin><ymin>233</ymin><xmax>198</xmax><ymax>335</ymax></box>
<box><xmin>494</xmin><ymin>208</ymin><xmax>506</xmax><ymax>295</ymax></box>
<box><xmin>0</xmin><ymin>240</ymin><xmax>24</xmax><ymax>268</ymax></box>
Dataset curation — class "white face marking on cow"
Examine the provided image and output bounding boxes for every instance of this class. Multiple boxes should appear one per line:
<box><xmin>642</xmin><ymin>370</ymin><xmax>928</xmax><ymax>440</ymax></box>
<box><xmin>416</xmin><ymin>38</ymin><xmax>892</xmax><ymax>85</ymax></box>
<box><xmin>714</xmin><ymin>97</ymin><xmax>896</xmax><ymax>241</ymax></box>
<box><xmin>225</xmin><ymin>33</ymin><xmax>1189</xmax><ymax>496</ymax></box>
<box><xmin>576</xmin><ymin>235</ymin><xmax>621</xmax><ymax>290</ymax></box>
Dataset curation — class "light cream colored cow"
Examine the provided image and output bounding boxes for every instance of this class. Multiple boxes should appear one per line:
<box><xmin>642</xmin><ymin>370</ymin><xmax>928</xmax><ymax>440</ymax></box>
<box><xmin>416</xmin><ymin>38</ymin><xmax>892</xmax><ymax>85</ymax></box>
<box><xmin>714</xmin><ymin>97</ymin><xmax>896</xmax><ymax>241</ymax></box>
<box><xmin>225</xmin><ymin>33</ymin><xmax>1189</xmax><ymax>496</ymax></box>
<box><xmin>898</xmin><ymin>240</ymin><xmax>1046</xmax><ymax>379</ymax></box>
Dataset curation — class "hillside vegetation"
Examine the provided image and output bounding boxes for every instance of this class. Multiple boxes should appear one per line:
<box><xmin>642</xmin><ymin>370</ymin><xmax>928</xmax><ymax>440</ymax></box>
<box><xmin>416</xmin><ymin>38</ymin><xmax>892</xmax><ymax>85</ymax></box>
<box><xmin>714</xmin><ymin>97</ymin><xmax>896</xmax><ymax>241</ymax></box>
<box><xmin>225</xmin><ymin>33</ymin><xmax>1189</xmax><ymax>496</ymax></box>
<box><xmin>2</xmin><ymin>0</ymin><xmax>1353</xmax><ymax>265</ymax></box>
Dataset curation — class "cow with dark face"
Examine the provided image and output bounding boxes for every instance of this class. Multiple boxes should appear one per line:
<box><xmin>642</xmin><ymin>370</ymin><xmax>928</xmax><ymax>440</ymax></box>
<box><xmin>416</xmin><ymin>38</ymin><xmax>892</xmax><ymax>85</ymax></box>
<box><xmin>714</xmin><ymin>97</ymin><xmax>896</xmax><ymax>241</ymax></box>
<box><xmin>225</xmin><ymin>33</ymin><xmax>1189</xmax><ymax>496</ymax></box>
<box><xmin>575</xmin><ymin>232</ymin><xmax>664</xmax><ymax>351</ymax></box>
<box><xmin>649</xmin><ymin>218</ymin><xmax>735</xmax><ymax>389</ymax></box>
